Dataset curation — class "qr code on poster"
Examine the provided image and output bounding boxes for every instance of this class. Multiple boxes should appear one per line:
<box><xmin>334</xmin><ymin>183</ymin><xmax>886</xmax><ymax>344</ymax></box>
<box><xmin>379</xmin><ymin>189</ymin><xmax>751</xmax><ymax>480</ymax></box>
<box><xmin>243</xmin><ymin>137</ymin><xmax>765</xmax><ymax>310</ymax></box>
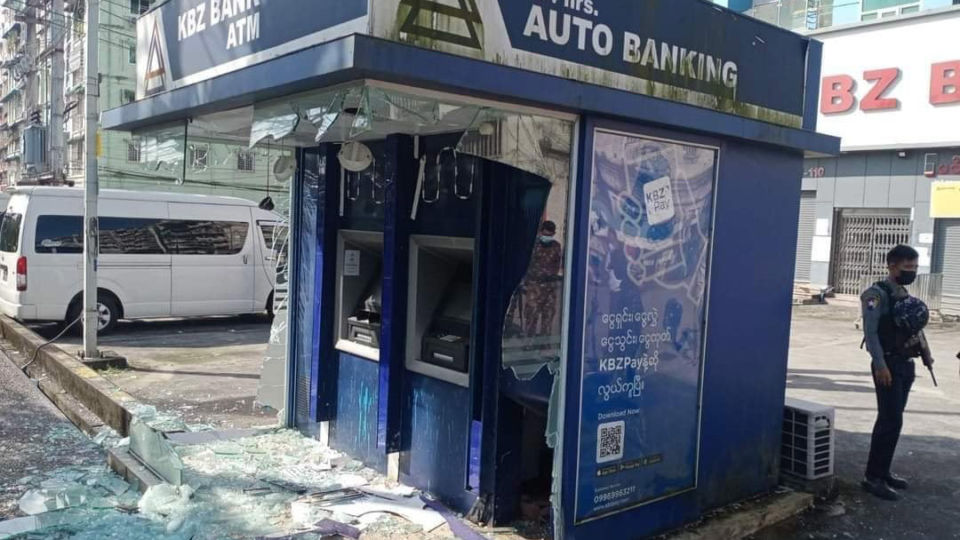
<box><xmin>596</xmin><ymin>421</ymin><xmax>625</xmax><ymax>464</ymax></box>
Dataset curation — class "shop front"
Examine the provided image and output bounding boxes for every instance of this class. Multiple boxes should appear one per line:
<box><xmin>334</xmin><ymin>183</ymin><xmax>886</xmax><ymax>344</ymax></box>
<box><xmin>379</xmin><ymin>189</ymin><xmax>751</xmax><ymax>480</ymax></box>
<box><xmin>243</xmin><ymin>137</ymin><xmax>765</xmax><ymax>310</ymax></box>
<box><xmin>104</xmin><ymin>1</ymin><xmax>838</xmax><ymax>537</ymax></box>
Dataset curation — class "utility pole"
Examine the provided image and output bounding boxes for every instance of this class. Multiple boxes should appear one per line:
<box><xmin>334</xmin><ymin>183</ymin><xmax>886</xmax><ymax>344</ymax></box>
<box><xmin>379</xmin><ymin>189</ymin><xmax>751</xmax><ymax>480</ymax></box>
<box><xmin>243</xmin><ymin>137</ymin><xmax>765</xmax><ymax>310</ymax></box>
<box><xmin>49</xmin><ymin>0</ymin><xmax>65</xmax><ymax>183</ymax></box>
<box><xmin>82</xmin><ymin>0</ymin><xmax>99</xmax><ymax>359</ymax></box>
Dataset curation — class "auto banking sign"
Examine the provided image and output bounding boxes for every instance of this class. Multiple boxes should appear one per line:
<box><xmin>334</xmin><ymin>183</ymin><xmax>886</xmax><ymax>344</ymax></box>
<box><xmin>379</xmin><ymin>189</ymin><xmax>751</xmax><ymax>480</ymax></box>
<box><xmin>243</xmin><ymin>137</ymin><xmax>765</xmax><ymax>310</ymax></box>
<box><xmin>370</xmin><ymin>0</ymin><xmax>810</xmax><ymax>128</ymax></box>
<box><xmin>136</xmin><ymin>0</ymin><xmax>369</xmax><ymax>98</ymax></box>
<box><xmin>136</xmin><ymin>0</ymin><xmax>811</xmax><ymax>128</ymax></box>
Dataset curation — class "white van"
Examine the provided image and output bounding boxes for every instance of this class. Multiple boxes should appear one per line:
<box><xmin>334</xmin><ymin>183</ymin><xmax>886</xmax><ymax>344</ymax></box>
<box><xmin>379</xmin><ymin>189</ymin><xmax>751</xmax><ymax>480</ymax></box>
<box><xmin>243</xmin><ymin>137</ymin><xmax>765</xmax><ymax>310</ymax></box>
<box><xmin>0</xmin><ymin>187</ymin><xmax>283</xmax><ymax>332</ymax></box>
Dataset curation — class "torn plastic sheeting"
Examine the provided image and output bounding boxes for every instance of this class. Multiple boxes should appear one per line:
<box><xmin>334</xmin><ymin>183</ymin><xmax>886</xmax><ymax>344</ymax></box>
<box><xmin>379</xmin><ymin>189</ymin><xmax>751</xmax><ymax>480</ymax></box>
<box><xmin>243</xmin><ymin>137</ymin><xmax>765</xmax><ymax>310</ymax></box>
<box><xmin>129</xmin><ymin>419</ymin><xmax>184</xmax><ymax>486</ymax></box>
<box><xmin>321</xmin><ymin>494</ymin><xmax>446</xmax><ymax>532</ymax></box>
<box><xmin>138</xmin><ymin>483</ymin><xmax>194</xmax><ymax>521</ymax></box>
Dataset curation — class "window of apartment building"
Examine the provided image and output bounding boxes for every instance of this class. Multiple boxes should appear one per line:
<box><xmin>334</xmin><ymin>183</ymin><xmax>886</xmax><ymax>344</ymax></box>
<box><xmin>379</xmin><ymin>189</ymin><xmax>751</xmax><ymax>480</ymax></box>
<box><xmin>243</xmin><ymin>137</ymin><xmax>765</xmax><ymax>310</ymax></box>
<box><xmin>130</xmin><ymin>0</ymin><xmax>152</xmax><ymax>15</ymax></box>
<box><xmin>127</xmin><ymin>140</ymin><xmax>141</xmax><ymax>163</ymax></box>
<box><xmin>861</xmin><ymin>0</ymin><xmax>920</xmax><ymax>20</ymax></box>
<box><xmin>190</xmin><ymin>145</ymin><xmax>209</xmax><ymax>170</ymax></box>
<box><xmin>121</xmin><ymin>89</ymin><xmax>136</xmax><ymax>104</ymax></box>
<box><xmin>70</xmin><ymin>143</ymin><xmax>83</xmax><ymax>171</ymax></box>
<box><xmin>129</xmin><ymin>45</ymin><xmax>136</xmax><ymax>64</ymax></box>
<box><xmin>237</xmin><ymin>150</ymin><xmax>255</xmax><ymax>172</ymax></box>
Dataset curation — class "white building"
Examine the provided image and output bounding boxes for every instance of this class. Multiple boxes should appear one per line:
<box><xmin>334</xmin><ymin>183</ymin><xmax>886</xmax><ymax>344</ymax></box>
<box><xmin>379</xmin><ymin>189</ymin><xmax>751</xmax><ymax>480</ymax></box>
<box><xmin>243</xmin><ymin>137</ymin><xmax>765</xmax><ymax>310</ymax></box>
<box><xmin>798</xmin><ymin>6</ymin><xmax>960</xmax><ymax>315</ymax></box>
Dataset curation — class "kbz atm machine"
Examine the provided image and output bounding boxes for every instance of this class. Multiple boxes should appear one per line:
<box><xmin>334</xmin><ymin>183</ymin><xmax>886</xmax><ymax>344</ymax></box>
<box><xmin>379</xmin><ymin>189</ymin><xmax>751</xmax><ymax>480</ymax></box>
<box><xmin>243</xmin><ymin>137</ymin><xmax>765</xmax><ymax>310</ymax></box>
<box><xmin>321</xmin><ymin>134</ymin><xmax>554</xmax><ymax>522</ymax></box>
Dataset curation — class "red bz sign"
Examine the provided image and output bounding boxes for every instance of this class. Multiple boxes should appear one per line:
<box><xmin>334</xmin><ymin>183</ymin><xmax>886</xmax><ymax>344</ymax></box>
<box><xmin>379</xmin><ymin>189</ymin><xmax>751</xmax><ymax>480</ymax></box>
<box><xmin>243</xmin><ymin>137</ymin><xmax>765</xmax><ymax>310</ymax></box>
<box><xmin>821</xmin><ymin>61</ymin><xmax>960</xmax><ymax>114</ymax></box>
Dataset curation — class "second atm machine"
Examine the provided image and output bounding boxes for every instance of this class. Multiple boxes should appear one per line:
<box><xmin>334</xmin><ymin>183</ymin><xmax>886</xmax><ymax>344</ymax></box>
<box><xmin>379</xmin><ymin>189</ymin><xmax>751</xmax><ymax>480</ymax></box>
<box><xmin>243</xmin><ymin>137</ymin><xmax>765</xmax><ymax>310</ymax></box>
<box><xmin>327</xmin><ymin>136</ymin><xmax>554</xmax><ymax>521</ymax></box>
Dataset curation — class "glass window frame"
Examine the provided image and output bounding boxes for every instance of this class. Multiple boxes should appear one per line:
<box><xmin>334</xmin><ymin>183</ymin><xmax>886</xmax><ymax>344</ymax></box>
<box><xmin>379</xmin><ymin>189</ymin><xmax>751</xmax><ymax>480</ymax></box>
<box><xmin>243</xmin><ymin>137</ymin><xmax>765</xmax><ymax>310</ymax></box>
<box><xmin>0</xmin><ymin>212</ymin><xmax>23</xmax><ymax>253</ymax></box>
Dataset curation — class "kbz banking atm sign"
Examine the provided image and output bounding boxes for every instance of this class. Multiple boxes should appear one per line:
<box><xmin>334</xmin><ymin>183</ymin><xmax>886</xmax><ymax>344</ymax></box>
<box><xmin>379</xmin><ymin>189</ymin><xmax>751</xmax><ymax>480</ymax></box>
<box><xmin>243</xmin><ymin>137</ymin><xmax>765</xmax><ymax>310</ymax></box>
<box><xmin>137</xmin><ymin>0</ymin><xmax>369</xmax><ymax>98</ymax></box>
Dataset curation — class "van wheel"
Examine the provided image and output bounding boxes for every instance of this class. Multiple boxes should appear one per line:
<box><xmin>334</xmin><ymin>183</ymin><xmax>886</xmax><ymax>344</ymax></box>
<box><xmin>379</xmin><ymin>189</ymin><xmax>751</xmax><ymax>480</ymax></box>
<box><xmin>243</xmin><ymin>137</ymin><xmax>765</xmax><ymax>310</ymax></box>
<box><xmin>266</xmin><ymin>291</ymin><xmax>275</xmax><ymax>320</ymax></box>
<box><xmin>66</xmin><ymin>295</ymin><xmax>120</xmax><ymax>335</ymax></box>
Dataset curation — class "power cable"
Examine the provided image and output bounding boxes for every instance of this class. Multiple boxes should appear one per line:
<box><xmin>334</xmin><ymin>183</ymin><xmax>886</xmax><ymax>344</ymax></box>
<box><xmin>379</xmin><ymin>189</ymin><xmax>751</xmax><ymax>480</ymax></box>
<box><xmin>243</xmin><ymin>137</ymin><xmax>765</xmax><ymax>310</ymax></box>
<box><xmin>20</xmin><ymin>314</ymin><xmax>82</xmax><ymax>369</ymax></box>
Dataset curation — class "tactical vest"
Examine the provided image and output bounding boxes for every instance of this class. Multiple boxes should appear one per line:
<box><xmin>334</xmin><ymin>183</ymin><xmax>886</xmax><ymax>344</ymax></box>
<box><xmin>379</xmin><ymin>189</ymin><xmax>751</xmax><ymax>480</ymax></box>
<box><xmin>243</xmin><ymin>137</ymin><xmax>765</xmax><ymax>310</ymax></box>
<box><xmin>874</xmin><ymin>280</ymin><xmax>919</xmax><ymax>359</ymax></box>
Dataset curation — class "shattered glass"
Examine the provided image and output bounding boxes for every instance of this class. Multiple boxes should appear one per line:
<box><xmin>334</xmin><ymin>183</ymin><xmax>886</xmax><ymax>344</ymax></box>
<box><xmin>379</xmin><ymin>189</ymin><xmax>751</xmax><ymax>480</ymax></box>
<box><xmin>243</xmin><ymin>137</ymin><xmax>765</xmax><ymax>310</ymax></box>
<box><xmin>7</xmin><ymin>429</ymin><xmax>483</xmax><ymax>539</ymax></box>
<box><xmin>250</xmin><ymin>102</ymin><xmax>301</xmax><ymax>148</ymax></box>
<box><xmin>136</xmin><ymin>122</ymin><xmax>187</xmax><ymax>184</ymax></box>
<box><xmin>129</xmin><ymin>419</ymin><xmax>184</xmax><ymax>486</ymax></box>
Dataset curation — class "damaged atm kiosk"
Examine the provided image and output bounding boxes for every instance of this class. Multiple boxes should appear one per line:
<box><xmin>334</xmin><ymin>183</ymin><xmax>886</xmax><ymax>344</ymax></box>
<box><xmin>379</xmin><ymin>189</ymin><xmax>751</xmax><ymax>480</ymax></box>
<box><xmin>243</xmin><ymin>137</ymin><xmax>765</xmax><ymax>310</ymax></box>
<box><xmin>110</xmin><ymin>0</ymin><xmax>838</xmax><ymax>537</ymax></box>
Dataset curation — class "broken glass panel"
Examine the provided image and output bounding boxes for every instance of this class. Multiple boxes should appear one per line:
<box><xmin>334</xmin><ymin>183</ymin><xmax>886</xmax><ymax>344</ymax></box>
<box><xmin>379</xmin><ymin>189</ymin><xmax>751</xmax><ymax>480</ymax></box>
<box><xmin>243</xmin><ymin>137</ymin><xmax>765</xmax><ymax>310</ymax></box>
<box><xmin>136</xmin><ymin>122</ymin><xmax>187</xmax><ymax>185</ymax></box>
<box><xmin>129</xmin><ymin>420</ymin><xmax>184</xmax><ymax>486</ymax></box>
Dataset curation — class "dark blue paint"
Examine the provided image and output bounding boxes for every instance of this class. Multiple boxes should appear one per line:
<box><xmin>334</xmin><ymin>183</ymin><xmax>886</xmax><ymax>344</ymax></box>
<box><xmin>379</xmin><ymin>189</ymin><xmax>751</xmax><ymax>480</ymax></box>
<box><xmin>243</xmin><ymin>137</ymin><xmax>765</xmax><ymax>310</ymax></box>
<box><xmin>291</xmin><ymin>149</ymin><xmax>322</xmax><ymax>433</ymax></box>
<box><xmin>561</xmin><ymin>117</ymin><xmax>804</xmax><ymax>537</ymax></box>
<box><xmin>378</xmin><ymin>135</ymin><xmax>417</xmax><ymax>453</ymax></box>
<box><xmin>156</xmin><ymin>0</ymin><xmax>367</xmax><ymax>84</ymax></box>
<box><xmin>400</xmin><ymin>373</ymin><xmax>476</xmax><ymax>513</ymax></box>
<box><xmin>331</xmin><ymin>352</ymin><xmax>387</xmax><ymax>473</ymax></box>
<box><xmin>103</xmin><ymin>36</ymin><xmax>838</xmax><ymax>155</ymax></box>
<box><xmin>803</xmin><ymin>39</ymin><xmax>824</xmax><ymax>131</ymax></box>
<box><xmin>497</xmin><ymin>0</ymin><xmax>807</xmax><ymax>115</ymax></box>
<box><xmin>468</xmin><ymin>420</ymin><xmax>482</xmax><ymax>491</ymax></box>
<box><xmin>316</xmin><ymin>146</ymin><xmax>344</xmax><ymax>422</ymax></box>
<box><xmin>341</xmin><ymin>142</ymin><xmax>387</xmax><ymax>231</ymax></box>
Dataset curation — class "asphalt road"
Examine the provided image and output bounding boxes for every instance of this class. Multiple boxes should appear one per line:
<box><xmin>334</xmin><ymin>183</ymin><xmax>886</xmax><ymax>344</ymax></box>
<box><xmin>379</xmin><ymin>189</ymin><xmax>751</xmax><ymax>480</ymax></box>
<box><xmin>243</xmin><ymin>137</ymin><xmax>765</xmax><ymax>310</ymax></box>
<box><xmin>754</xmin><ymin>304</ymin><xmax>960</xmax><ymax>540</ymax></box>
<box><xmin>0</xmin><ymin>349</ymin><xmax>103</xmax><ymax>519</ymax></box>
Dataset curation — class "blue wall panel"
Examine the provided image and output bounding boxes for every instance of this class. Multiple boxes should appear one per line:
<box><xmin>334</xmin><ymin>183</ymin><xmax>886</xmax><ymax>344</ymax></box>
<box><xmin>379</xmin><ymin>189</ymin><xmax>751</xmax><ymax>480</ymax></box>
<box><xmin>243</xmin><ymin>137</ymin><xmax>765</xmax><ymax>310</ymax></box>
<box><xmin>401</xmin><ymin>373</ymin><xmax>475</xmax><ymax>513</ymax></box>
<box><xmin>561</xmin><ymin>118</ymin><xmax>804</xmax><ymax>538</ymax></box>
<box><xmin>331</xmin><ymin>353</ymin><xmax>387</xmax><ymax>473</ymax></box>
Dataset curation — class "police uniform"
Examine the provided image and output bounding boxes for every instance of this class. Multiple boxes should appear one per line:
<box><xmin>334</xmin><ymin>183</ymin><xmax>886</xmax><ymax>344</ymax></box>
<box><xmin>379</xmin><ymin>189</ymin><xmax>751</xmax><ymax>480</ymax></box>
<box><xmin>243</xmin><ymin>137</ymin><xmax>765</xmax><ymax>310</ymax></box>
<box><xmin>860</xmin><ymin>279</ymin><xmax>932</xmax><ymax>481</ymax></box>
<box><xmin>523</xmin><ymin>237</ymin><xmax>563</xmax><ymax>337</ymax></box>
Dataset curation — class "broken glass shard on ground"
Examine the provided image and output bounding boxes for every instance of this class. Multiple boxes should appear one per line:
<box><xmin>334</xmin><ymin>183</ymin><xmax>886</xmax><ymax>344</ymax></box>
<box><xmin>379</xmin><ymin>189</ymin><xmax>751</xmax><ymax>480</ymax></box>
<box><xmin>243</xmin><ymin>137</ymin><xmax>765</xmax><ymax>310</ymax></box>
<box><xmin>129</xmin><ymin>419</ymin><xmax>184</xmax><ymax>485</ymax></box>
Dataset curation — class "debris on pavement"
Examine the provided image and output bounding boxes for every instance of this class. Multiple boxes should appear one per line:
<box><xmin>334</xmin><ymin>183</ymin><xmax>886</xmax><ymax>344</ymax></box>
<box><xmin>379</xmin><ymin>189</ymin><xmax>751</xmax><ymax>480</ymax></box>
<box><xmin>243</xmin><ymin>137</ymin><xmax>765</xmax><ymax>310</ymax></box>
<box><xmin>7</xmin><ymin>415</ymin><xmax>501</xmax><ymax>539</ymax></box>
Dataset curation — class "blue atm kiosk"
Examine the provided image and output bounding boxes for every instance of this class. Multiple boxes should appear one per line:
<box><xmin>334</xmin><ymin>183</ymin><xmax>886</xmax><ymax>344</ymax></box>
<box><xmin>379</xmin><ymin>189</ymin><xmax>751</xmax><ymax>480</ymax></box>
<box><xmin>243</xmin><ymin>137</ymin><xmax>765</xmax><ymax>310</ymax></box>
<box><xmin>104</xmin><ymin>0</ymin><xmax>841</xmax><ymax>536</ymax></box>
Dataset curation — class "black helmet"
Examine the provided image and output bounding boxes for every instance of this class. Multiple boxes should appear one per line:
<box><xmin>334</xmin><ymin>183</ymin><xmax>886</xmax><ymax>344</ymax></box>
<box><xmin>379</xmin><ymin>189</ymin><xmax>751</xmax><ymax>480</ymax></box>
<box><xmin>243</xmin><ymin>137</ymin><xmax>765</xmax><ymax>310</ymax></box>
<box><xmin>893</xmin><ymin>296</ymin><xmax>929</xmax><ymax>335</ymax></box>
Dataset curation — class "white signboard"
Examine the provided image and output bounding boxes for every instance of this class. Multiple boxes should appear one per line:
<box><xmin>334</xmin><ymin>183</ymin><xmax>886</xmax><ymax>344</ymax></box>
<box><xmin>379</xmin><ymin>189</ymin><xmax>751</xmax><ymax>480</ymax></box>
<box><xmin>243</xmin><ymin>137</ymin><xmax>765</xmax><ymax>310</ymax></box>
<box><xmin>816</xmin><ymin>11</ymin><xmax>960</xmax><ymax>151</ymax></box>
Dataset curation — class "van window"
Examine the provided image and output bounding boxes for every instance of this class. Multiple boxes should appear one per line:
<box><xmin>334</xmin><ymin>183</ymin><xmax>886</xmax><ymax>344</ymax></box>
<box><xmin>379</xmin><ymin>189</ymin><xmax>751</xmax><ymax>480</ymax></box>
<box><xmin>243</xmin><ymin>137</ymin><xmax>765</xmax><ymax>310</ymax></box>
<box><xmin>36</xmin><ymin>216</ymin><xmax>168</xmax><ymax>255</ymax></box>
<box><xmin>35</xmin><ymin>215</ymin><xmax>84</xmax><ymax>253</ymax></box>
<box><xmin>101</xmin><ymin>218</ymin><xmax>167</xmax><ymax>254</ymax></box>
<box><xmin>0</xmin><ymin>212</ymin><xmax>22</xmax><ymax>253</ymax></box>
<box><xmin>156</xmin><ymin>220</ymin><xmax>249</xmax><ymax>255</ymax></box>
<box><xmin>35</xmin><ymin>215</ymin><xmax>248</xmax><ymax>256</ymax></box>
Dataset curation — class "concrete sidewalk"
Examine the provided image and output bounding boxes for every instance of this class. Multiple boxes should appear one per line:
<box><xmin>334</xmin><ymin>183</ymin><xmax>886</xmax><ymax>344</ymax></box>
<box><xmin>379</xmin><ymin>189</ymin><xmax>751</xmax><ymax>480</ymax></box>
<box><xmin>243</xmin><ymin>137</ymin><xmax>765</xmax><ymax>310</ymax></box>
<box><xmin>0</xmin><ymin>347</ymin><xmax>104</xmax><ymax>519</ymax></box>
<box><xmin>754</xmin><ymin>305</ymin><xmax>960</xmax><ymax>540</ymax></box>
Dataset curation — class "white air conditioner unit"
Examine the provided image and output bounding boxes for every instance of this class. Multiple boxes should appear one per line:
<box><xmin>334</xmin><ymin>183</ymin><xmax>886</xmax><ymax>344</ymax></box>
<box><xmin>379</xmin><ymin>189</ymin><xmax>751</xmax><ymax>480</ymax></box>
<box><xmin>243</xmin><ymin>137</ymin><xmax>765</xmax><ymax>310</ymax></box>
<box><xmin>782</xmin><ymin>397</ymin><xmax>835</xmax><ymax>481</ymax></box>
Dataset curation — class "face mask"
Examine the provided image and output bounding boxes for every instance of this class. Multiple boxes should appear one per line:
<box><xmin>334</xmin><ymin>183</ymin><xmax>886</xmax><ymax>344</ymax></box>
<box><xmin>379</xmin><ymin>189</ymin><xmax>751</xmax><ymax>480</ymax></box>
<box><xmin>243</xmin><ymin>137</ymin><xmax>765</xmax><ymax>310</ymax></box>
<box><xmin>896</xmin><ymin>270</ymin><xmax>917</xmax><ymax>286</ymax></box>
<box><xmin>540</xmin><ymin>235</ymin><xmax>554</xmax><ymax>244</ymax></box>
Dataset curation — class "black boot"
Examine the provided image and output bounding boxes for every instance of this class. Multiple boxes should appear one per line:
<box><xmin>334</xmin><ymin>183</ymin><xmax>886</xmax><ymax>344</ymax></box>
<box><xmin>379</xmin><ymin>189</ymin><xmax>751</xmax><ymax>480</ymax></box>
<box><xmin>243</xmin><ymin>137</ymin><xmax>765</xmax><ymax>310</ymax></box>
<box><xmin>862</xmin><ymin>476</ymin><xmax>900</xmax><ymax>501</ymax></box>
<box><xmin>885</xmin><ymin>473</ymin><xmax>909</xmax><ymax>490</ymax></box>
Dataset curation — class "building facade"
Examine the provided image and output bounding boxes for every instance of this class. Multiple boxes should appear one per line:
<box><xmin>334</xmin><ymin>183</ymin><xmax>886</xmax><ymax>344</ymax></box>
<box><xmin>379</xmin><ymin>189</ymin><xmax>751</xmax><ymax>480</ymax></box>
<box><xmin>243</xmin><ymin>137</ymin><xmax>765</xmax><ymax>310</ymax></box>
<box><xmin>797</xmin><ymin>7</ymin><xmax>960</xmax><ymax>316</ymax></box>
<box><xmin>0</xmin><ymin>0</ymin><xmax>272</xmax><ymax>202</ymax></box>
<box><xmin>714</xmin><ymin>0</ymin><xmax>960</xmax><ymax>30</ymax></box>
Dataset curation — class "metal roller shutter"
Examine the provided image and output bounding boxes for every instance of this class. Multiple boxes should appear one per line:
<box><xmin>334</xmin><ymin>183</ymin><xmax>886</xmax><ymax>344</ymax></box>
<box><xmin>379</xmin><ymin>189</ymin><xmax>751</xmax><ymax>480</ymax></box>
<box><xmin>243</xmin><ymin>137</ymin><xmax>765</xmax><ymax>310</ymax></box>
<box><xmin>934</xmin><ymin>219</ymin><xmax>960</xmax><ymax>317</ymax></box>
<box><xmin>795</xmin><ymin>192</ymin><xmax>816</xmax><ymax>282</ymax></box>
<box><xmin>831</xmin><ymin>209</ymin><xmax>912</xmax><ymax>295</ymax></box>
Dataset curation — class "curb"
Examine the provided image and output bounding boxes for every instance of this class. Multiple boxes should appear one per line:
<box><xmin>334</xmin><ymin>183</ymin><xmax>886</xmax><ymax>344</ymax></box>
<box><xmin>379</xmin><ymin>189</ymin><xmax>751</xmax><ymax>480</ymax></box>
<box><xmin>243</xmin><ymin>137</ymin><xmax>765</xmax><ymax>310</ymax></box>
<box><xmin>107</xmin><ymin>447</ymin><xmax>164</xmax><ymax>494</ymax></box>
<box><xmin>0</xmin><ymin>316</ymin><xmax>138</xmax><ymax>436</ymax></box>
<box><xmin>36</xmin><ymin>376</ymin><xmax>106</xmax><ymax>437</ymax></box>
<box><xmin>668</xmin><ymin>491</ymin><xmax>813</xmax><ymax>540</ymax></box>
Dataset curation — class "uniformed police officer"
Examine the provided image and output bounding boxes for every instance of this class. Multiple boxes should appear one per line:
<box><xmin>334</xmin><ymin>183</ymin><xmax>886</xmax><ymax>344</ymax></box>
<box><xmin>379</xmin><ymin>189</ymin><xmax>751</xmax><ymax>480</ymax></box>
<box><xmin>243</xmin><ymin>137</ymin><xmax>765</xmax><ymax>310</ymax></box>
<box><xmin>860</xmin><ymin>244</ymin><xmax>935</xmax><ymax>501</ymax></box>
